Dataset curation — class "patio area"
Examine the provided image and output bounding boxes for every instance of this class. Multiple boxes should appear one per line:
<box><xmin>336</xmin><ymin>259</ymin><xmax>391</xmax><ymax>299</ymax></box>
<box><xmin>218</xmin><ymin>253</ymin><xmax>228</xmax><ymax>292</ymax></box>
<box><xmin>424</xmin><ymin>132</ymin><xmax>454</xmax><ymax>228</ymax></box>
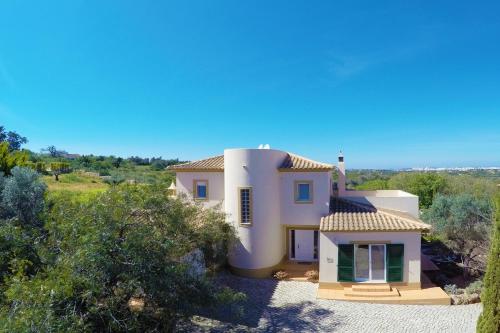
<box><xmin>316</xmin><ymin>283</ymin><xmax>450</xmax><ymax>305</ymax></box>
<box><xmin>278</xmin><ymin>260</ymin><xmax>451</xmax><ymax>305</ymax></box>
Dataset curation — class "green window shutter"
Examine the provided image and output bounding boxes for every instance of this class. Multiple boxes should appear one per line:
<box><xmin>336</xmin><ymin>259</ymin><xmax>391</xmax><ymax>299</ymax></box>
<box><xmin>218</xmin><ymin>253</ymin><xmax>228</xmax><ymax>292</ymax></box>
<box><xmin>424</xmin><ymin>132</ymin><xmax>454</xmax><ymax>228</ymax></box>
<box><xmin>338</xmin><ymin>244</ymin><xmax>354</xmax><ymax>282</ymax></box>
<box><xmin>386</xmin><ymin>244</ymin><xmax>404</xmax><ymax>282</ymax></box>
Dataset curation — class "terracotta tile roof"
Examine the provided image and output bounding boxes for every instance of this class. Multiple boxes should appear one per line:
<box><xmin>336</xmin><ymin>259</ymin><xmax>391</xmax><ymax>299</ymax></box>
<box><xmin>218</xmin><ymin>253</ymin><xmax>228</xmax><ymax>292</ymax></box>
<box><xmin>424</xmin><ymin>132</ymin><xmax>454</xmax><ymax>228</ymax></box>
<box><xmin>320</xmin><ymin>198</ymin><xmax>431</xmax><ymax>232</ymax></box>
<box><xmin>278</xmin><ymin>153</ymin><xmax>333</xmax><ymax>171</ymax></box>
<box><xmin>167</xmin><ymin>152</ymin><xmax>333</xmax><ymax>172</ymax></box>
<box><xmin>167</xmin><ymin>155</ymin><xmax>224</xmax><ymax>171</ymax></box>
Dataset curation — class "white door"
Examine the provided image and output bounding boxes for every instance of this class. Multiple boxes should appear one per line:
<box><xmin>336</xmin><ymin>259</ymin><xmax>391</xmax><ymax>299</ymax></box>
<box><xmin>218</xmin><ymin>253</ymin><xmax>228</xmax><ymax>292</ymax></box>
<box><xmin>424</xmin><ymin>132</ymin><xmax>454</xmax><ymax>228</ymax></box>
<box><xmin>294</xmin><ymin>230</ymin><xmax>315</xmax><ymax>261</ymax></box>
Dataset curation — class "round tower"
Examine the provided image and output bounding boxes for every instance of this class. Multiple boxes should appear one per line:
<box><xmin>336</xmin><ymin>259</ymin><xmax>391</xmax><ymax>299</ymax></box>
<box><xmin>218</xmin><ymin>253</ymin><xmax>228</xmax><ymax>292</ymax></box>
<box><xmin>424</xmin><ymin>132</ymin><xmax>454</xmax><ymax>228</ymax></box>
<box><xmin>224</xmin><ymin>148</ymin><xmax>287</xmax><ymax>277</ymax></box>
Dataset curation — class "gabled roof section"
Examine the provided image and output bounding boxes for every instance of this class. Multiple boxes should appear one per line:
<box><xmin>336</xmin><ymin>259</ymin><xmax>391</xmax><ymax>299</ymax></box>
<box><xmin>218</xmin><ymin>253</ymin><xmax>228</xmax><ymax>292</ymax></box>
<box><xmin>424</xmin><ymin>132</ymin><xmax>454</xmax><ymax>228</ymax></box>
<box><xmin>278</xmin><ymin>153</ymin><xmax>334</xmax><ymax>172</ymax></box>
<box><xmin>320</xmin><ymin>198</ymin><xmax>431</xmax><ymax>232</ymax></box>
<box><xmin>167</xmin><ymin>155</ymin><xmax>224</xmax><ymax>172</ymax></box>
<box><xmin>167</xmin><ymin>151</ymin><xmax>333</xmax><ymax>172</ymax></box>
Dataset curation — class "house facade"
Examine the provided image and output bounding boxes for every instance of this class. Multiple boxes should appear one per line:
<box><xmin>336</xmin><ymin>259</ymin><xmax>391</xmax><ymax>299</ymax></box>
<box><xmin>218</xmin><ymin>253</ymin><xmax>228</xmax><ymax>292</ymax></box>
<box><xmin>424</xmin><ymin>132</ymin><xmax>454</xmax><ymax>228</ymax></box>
<box><xmin>169</xmin><ymin>147</ymin><xmax>439</xmax><ymax>299</ymax></box>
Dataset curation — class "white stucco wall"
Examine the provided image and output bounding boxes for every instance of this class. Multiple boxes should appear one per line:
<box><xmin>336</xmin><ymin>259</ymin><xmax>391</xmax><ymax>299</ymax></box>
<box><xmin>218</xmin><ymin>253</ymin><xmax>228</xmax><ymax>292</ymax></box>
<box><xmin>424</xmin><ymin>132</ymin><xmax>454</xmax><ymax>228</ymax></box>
<box><xmin>319</xmin><ymin>232</ymin><xmax>421</xmax><ymax>284</ymax></box>
<box><xmin>175</xmin><ymin>172</ymin><xmax>224</xmax><ymax>208</ymax></box>
<box><xmin>341</xmin><ymin>190</ymin><xmax>419</xmax><ymax>218</ymax></box>
<box><xmin>224</xmin><ymin>148</ymin><xmax>287</xmax><ymax>270</ymax></box>
<box><xmin>280</xmin><ymin>171</ymin><xmax>331</xmax><ymax>225</ymax></box>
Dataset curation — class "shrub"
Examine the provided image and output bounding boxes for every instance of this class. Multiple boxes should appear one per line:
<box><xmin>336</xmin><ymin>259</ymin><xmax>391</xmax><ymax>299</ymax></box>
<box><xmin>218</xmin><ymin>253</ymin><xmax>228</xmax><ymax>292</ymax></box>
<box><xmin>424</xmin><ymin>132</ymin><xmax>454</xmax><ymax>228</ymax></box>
<box><xmin>422</xmin><ymin>194</ymin><xmax>493</xmax><ymax>277</ymax></box>
<box><xmin>304</xmin><ymin>270</ymin><xmax>319</xmax><ymax>281</ymax></box>
<box><xmin>0</xmin><ymin>185</ymin><xmax>240</xmax><ymax>332</ymax></box>
<box><xmin>465</xmin><ymin>280</ymin><xmax>483</xmax><ymax>296</ymax></box>
<box><xmin>444</xmin><ymin>284</ymin><xmax>458</xmax><ymax>295</ymax></box>
<box><xmin>103</xmin><ymin>174</ymin><xmax>126</xmax><ymax>185</ymax></box>
<box><xmin>477</xmin><ymin>195</ymin><xmax>500</xmax><ymax>333</ymax></box>
<box><xmin>273</xmin><ymin>270</ymin><xmax>289</xmax><ymax>280</ymax></box>
<box><xmin>1</xmin><ymin>167</ymin><xmax>46</xmax><ymax>227</ymax></box>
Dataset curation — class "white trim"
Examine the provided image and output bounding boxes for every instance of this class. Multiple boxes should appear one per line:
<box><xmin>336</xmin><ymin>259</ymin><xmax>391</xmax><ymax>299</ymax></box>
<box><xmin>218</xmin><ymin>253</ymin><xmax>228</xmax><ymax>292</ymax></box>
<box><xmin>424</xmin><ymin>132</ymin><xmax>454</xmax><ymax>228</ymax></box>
<box><xmin>354</xmin><ymin>244</ymin><xmax>386</xmax><ymax>282</ymax></box>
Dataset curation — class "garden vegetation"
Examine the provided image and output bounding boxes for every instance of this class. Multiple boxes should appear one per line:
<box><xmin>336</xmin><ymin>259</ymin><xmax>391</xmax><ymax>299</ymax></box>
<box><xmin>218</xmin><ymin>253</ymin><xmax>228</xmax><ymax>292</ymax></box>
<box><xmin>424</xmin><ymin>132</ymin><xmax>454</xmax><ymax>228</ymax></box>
<box><xmin>0</xmin><ymin>167</ymin><xmax>243</xmax><ymax>332</ymax></box>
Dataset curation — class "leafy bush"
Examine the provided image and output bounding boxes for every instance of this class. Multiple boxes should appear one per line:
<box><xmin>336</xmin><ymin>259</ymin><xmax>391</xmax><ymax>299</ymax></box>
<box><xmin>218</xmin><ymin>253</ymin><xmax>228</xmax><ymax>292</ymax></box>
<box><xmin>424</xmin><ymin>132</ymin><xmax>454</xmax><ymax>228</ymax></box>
<box><xmin>0</xmin><ymin>220</ymin><xmax>42</xmax><ymax>288</ymax></box>
<box><xmin>1</xmin><ymin>167</ymin><xmax>46</xmax><ymax>227</ymax></box>
<box><xmin>444</xmin><ymin>284</ymin><xmax>458</xmax><ymax>295</ymax></box>
<box><xmin>465</xmin><ymin>280</ymin><xmax>483</xmax><ymax>295</ymax></box>
<box><xmin>422</xmin><ymin>194</ymin><xmax>493</xmax><ymax>276</ymax></box>
<box><xmin>0</xmin><ymin>185</ymin><xmax>239</xmax><ymax>332</ymax></box>
<box><xmin>103</xmin><ymin>174</ymin><xmax>126</xmax><ymax>185</ymax></box>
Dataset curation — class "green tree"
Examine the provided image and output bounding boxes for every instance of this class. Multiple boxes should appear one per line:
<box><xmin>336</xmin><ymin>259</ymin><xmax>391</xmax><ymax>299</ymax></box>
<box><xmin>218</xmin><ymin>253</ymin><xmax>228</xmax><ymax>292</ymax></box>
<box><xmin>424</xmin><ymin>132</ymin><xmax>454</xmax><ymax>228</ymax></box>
<box><xmin>50</xmin><ymin>162</ymin><xmax>70</xmax><ymax>181</ymax></box>
<box><xmin>388</xmin><ymin>172</ymin><xmax>448</xmax><ymax>208</ymax></box>
<box><xmin>0</xmin><ymin>142</ymin><xmax>28</xmax><ymax>175</ymax></box>
<box><xmin>1</xmin><ymin>185</ymin><xmax>243</xmax><ymax>332</ymax></box>
<box><xmin>477</xmin><ymin>194</ymin><xmax>500</xmax><ymax>333</ymax></box>
<box><xmin>0</xmin><ymin>126</ymin><xmax>28</xmax><ymax>151</ymax></box>
<box><xmin>422</xmin><ymin>194</ymin><xmax>493</xmax><ymax>277</ymax></box>
<box><xmin>355</xmin><ymin>179</ymin><xmax>389</xmax><ymax>190</ymax></box>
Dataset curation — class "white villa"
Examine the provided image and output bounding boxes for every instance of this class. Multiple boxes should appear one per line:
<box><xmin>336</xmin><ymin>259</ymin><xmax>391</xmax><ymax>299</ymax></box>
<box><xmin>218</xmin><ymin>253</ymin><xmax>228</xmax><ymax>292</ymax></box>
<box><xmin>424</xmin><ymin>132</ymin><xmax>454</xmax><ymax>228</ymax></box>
<box><xmin>168</xmin><ymin>147</ymin><xmax>450</xmax><ymax>304</ymax></box>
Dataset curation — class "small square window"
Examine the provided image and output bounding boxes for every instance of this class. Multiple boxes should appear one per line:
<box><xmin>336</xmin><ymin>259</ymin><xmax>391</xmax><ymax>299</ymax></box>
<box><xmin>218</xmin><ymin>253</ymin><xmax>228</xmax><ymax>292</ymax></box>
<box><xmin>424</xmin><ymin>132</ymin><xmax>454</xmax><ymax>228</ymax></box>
<box><xmin>193</xmin><ymin>180</ymin><xmax>208</xmax><ymax>200</ymax></box>
<box><xmin>295</xmin><ymin>181</ymin><xmax>313</xmax><ymax>203</ymax></box>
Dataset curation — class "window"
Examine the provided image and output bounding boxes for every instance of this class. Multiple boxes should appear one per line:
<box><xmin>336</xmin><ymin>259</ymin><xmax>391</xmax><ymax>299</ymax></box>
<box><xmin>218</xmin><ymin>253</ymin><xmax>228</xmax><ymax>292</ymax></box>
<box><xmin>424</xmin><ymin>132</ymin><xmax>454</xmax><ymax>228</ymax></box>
<box><xmin>239</xmin><ymin>187</ymin><xmax>252</xmax><ymax>225</ymax></box>
<box><xmin>193</xmin><ymin>180</ymin><xmax>208</xmax><ymax>200</ymax></box>
<box><xmin>294</xmin><ymin>181</ymin><xmax>313</xmax><ymax>203</ymax></box>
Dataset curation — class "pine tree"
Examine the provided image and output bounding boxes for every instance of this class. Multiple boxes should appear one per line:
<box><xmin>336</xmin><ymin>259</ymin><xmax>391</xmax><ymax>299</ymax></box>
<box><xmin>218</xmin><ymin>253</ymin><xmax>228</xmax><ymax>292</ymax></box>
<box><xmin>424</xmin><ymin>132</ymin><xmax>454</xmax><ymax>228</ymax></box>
<box><xmin>477</xmin><ymin>194</ymin><xmax>500</xmax><ymax>333</ymax></box>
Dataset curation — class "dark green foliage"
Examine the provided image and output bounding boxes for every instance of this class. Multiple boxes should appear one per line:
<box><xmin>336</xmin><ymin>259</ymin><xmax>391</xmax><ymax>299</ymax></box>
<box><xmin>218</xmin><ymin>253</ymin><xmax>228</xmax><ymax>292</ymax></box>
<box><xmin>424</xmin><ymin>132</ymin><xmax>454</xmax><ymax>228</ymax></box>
<box><xmin>388</xmin><ymin>172</ymin><xmax>448</xmax><ymax>208</ymax></box>
<box><xmin>477</xmin><ymin>195</ymin><xmax>500</xmax><ymax>333</ymax></box>
<box><xmin>423</xmin><ymin>194</ymin><xmax>493</xmax><ymax>276</ymax></box>
<box><xmin>355</xmin><ymin>179</ymin><xmax>389</xmax><ymax>190</ymax></box>
<box><xmin>334</xmin><ymin>169</ymin><xmax>394</xmax><ymax>190</ymax></box>
<box><xmin>1</xmin><ymin>167</ymin><xmax>46</xmax><ymax>227</ymax></box>
<box><xmin>0</xmin><ymin>126</ymin><xmax>28</xmax><ymax>151</ymax></box>
<box><xmin>0</xmin><ymin>220</ymin><xmax>42</xmax><ymax>291</ymax></box>
<box><xmin>0</xmin><ymin>185</ymin><xmax>242</xmax><ymax>332</ymax></box>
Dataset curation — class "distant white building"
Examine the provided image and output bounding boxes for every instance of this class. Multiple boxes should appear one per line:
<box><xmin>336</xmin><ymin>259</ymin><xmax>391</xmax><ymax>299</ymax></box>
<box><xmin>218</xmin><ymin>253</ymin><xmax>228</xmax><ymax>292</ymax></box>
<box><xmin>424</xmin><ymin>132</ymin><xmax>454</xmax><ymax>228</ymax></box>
<box><xmin>169</xmin><ymin>147</ymin><xmax>448</xmax><ymax>304</ymax></box>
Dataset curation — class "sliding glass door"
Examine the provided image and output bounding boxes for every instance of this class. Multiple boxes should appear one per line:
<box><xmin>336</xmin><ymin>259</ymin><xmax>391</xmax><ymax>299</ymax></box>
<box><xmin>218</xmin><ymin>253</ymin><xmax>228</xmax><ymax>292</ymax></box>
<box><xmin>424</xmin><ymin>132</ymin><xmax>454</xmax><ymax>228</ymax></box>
<box><xmin>354</xmin><ymin>244</ymin><xmax>386</xmax><ymax>282</ymax></box>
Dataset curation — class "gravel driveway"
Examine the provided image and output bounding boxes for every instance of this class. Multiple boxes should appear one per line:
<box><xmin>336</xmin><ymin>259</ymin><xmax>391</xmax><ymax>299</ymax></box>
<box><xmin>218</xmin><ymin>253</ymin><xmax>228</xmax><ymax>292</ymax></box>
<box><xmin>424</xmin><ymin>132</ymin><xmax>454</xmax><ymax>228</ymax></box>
<box><xmin>179</xmin><ymin>273</ymin><xmax>482</xmax><ymax>333</ymax></box>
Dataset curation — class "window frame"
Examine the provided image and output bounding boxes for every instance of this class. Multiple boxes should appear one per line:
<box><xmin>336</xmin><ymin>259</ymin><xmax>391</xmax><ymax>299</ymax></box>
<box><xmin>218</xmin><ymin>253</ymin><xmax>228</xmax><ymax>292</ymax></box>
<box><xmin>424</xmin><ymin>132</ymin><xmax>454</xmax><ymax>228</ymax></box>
<box><xmin>193</xmin><ymin>179</ymin><xmax>209</xmax><ymax>201</ymax></box>
<box><xmin>238</xmin><ymin>186</ymin><xmax>253</xmax><ymax>226</ymax></box>
<box><xmin>294</xmin><ymin>180</ymin><xmax>313</xmax><ymax>204</ymax></box>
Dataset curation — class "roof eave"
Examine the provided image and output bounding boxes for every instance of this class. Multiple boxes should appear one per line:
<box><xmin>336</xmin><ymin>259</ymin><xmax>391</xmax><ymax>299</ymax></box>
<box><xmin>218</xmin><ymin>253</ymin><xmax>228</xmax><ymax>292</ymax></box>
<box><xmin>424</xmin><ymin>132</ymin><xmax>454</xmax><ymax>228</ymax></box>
<box><xmin>166</xmin><ymin>167</ymin><xmax>224</xmax><ymax>172</ymax></box>
<box><xmin>278</xmin><ymin>167</ymin><xmax>334</xmax><ymax>172</ymax></box>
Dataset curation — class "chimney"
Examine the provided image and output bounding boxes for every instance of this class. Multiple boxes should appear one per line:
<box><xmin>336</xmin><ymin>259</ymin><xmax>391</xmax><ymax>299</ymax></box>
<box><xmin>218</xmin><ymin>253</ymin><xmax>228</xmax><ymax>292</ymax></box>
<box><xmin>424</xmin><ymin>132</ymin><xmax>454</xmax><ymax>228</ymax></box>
<box><xmin>338</xmin><ymin>151</ymin><xmax>346</xmax><ymax>196</ymax></box>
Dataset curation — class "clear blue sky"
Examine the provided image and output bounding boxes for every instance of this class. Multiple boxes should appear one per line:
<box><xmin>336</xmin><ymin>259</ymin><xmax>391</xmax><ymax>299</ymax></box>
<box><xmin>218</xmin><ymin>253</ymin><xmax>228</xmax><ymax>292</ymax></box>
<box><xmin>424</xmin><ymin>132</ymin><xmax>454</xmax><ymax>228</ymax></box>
<box><xmin>1</xmin><ymin>1</ymin><xmax>499</xmax><ymax>169</ymax></box>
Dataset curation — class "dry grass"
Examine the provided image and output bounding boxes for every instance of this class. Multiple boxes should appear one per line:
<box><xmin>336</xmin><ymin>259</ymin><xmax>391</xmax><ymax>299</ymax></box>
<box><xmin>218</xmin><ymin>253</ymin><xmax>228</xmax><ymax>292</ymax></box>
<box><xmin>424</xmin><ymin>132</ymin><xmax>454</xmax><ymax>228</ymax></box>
<box><xmin>43</xmin><ymin>172</ymin><xmax>109</xmax><ymax>193</ymax></box>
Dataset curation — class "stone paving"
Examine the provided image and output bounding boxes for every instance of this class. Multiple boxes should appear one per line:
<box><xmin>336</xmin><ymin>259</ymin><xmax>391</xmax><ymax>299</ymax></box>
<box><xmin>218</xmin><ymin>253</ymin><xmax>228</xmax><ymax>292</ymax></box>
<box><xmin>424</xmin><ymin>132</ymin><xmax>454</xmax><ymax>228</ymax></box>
<box><xmin>179</xmin><ymin>274</ymin><xmax>482</xmax><ymax>333</ymax></box>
